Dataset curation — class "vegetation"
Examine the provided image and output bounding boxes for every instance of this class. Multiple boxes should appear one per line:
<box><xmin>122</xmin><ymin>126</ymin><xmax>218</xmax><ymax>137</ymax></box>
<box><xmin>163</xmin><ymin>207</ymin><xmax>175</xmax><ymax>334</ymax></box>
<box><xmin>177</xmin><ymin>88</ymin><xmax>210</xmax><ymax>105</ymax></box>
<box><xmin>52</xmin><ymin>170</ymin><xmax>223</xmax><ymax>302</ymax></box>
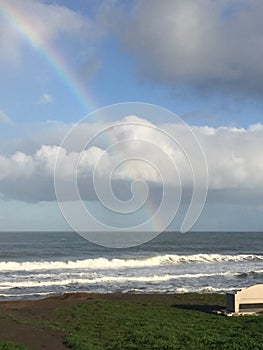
<box><xmin>0</xmin><ymin>341</ymin><xmax>28</xmax><ymax>350</ymax></box>
<box><xmin>0</xmin><ymin>293</ymin><xmax>262</xmax><ymax>350</ymax></box>
<box><xmin>51</xmin><ymin>294</ymin><xmax>262</xmax><ymax>350</ymax></box>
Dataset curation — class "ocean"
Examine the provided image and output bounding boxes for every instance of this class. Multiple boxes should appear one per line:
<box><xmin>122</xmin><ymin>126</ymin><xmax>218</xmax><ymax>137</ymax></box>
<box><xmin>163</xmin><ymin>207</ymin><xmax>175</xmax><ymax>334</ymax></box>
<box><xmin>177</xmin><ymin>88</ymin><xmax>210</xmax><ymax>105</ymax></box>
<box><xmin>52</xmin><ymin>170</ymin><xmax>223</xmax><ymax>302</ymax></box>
<box><xmin>0</xmin><ymin>231</ymin><xmax>262</xmax><ymax>300</ymax></box>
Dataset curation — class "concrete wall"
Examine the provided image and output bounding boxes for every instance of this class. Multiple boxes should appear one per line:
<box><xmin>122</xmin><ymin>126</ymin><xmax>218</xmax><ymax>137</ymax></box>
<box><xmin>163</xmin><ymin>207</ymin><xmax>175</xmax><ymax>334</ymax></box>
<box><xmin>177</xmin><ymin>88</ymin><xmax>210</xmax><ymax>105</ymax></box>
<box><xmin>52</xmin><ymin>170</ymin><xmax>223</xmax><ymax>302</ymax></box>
<box><xmin>226</xmin><ymin>284</ymin><xmax>263</xmax><ymax>313</ymax></box>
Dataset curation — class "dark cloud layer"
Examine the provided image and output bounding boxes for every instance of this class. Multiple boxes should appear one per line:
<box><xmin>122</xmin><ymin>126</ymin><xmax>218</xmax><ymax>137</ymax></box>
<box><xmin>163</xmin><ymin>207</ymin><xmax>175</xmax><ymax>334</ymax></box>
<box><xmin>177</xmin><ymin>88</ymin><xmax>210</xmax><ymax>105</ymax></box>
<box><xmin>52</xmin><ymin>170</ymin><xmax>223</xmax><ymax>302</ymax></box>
<box><xmin>110</xmin><ymin>0</ymin><xmax>263</xmax><ymax>97</ymax></box>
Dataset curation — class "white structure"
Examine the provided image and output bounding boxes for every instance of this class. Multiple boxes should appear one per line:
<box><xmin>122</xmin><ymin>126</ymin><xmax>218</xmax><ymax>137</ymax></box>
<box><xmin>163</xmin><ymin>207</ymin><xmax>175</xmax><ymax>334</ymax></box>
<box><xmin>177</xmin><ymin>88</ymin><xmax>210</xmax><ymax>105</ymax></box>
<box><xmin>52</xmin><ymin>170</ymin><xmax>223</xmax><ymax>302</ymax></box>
<box><xmin>226</xmin><ymin>284</ymin><xmax>263</xmax><ymax>313</ymax></box>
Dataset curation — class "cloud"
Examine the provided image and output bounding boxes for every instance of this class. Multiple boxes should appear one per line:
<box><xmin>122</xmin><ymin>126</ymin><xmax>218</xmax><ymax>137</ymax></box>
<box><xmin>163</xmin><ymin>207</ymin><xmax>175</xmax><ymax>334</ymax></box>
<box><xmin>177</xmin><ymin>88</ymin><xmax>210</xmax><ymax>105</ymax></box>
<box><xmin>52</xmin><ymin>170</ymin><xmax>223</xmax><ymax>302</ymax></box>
<box><xmin>0</xmin><ymin>0</ymin><xmax>94</xmax><ymax>67</ymax></box>
<box><xmin>0</xmin><ymin>110</ymin><xmax>12</xmax><ymax>124</ymax></box>
<box><xmin>1</xmin><ymin>0</ymin><xmax>91</xmax><ymax>42</ymax></box>
<box><xmin>2</xmin><ymin>0</ymin><xmax>263</xmax><ymax>99</ymax></box>
<box><xmin>38</xmin><ymin>93</ymin><xmax>54</xmax><ymax>105</ymax></box>
<box><xmin>0</xmin><ymin>117</ymin><xmax>262</xmax><ymax>203</ymax></box>
<box><xmin>109</xmin><ymin>0</ymin><xmax>263</xmax><ymax>97</ymax></box>
<box><xmin>0</xmin><ymin>13</ymin><xmax>22</xmax><ymax>65</ymax></box>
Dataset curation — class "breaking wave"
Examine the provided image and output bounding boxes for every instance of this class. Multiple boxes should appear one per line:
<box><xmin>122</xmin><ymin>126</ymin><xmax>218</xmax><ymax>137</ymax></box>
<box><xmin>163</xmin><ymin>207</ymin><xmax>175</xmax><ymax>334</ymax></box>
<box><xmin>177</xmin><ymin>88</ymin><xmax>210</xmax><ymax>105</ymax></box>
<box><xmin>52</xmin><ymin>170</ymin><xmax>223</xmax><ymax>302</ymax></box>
<box><xmin>0</xmin><ymin>253</ymin><xmax>262</xmax><ymax>272</ymax></box>
<box><xmin>0</xmin><ymin>271</ymin><xmax>238</xmax><ymax>290</ymax></box>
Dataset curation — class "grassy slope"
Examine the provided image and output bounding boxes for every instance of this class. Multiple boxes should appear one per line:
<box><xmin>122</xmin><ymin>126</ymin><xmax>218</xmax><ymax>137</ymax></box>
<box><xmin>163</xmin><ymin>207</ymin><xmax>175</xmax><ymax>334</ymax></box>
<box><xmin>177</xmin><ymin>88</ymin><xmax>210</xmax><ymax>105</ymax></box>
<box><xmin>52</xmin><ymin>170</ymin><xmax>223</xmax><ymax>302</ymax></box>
<box><xmin>49</xmin><ymin>294</ymin><xmax>263</xmax><ymax>350</ymax></box>
<box><xmin>1</xmin><ymin>293</ymin><xmax>262</xmax><ymax>350</ymax></box>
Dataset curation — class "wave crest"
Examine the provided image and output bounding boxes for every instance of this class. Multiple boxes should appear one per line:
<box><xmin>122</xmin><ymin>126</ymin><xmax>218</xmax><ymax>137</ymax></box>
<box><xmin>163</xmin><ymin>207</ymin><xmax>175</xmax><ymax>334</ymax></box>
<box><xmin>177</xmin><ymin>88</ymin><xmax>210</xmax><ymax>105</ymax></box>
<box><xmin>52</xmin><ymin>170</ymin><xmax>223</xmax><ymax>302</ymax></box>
<box><xmin>0</xmin><ymin>253</ymin><xmax>262</xmax><ymax>272</ymax></box>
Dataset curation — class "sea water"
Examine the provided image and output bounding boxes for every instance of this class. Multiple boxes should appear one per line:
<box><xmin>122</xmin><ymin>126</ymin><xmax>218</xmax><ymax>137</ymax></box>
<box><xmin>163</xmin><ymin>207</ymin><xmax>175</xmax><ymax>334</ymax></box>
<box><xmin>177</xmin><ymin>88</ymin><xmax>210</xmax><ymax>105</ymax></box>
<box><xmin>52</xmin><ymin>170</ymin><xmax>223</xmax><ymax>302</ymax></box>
<box><xmin>0</xmin><ymin>231</ymin><xmax>262</xmax><ymax>300</ymax></box>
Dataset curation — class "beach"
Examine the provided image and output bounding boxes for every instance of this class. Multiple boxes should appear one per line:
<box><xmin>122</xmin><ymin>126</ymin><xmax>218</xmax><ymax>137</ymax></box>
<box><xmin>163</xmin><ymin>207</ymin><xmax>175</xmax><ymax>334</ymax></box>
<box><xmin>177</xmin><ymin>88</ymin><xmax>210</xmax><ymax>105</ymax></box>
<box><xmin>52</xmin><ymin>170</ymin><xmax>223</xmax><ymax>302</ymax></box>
<box><xmin>0</xmin><ymin>231</ymin><xmax>262</xmax><ymax>349</ymax></box>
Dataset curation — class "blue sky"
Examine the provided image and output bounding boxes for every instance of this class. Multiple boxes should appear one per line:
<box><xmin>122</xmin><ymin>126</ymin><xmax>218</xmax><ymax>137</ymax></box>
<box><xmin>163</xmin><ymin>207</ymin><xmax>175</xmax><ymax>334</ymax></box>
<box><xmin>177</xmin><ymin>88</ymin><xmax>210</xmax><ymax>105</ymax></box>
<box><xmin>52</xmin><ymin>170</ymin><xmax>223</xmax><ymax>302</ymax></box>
<box><xmin>1</xmin><ymin>0</ymin><xmax>263</xmax><ymax>127</ymax></box>
<box><xmin>0</xmin><ymin>0</ymin><xmax>263</xmax><ymax>232</ymax></box>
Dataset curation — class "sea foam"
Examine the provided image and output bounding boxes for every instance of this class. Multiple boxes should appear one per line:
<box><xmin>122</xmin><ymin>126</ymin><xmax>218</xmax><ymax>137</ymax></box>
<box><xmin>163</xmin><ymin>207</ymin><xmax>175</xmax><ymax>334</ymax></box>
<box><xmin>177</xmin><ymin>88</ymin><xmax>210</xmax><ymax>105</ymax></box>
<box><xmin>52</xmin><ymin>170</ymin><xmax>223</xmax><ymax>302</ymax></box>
<box><xmin>0</xmin><ymin>253</ymin><xmax>262</xmax><ymax>272</ymax></box>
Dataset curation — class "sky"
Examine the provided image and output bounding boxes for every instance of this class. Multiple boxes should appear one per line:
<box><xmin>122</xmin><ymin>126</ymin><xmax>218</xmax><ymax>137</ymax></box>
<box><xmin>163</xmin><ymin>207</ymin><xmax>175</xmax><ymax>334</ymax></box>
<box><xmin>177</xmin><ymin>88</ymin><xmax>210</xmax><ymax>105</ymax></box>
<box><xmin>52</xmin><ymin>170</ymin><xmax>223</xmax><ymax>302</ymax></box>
<box><xmin>0</xmin><ymin>0</ymin><xmax>263</xmax><ymax>232</ymax></box>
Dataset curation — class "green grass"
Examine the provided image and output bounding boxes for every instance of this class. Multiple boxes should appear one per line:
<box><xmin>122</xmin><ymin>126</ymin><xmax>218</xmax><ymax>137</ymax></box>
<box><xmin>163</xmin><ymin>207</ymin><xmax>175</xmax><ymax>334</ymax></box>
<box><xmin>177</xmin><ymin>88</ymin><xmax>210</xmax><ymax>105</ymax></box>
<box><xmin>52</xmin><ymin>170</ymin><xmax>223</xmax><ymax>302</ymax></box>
<box><xmin>0</xmin><ymin>340</ymin><xmax>28</xmax><ymax>350</ymax></box>
<box><xmin>0</xmin><ymin>294</ymin><xmax>262</xmax><ymax>350</ymax></box>
<box><xmin>46</xmin><ymin>294</ymin><xmax>262</xmax><ymax>350</ymax></box>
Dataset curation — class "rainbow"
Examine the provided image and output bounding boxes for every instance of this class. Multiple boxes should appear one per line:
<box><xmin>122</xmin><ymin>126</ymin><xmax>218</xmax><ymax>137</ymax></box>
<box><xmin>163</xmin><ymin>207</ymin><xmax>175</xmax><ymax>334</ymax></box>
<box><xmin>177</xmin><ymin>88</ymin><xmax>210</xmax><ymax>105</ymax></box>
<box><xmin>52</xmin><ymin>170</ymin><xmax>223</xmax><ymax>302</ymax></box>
<box><xmin>0</xmin><ymin>1</ymin><xmax>178</xmax><ymax>233</ymax></box>
<box><xmin>0</xmin><ymin>1</ymin><xmax>96</xmax><ymax>113</ymax></box>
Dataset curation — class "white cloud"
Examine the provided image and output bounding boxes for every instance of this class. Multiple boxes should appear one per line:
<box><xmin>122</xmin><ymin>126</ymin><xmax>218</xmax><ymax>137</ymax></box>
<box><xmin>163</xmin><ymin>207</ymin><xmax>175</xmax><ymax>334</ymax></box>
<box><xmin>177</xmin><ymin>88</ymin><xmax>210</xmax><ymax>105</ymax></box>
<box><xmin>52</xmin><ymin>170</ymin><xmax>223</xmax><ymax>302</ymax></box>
<box><xmin>0</xmin><ymin>14</ymin><xmax>22</xmax><ymax>65</ymax></box>
<box><xmin>0</xmin><ymin>110</ymin><xmax>12</xmax><ymax>124</ymax></box>
<box><xmin>38</xmin><ymin>93</ymin><xmax>53</xmax><ymax>104</ymax></box>
<box><xmin>0</xmin><ymin>117</ymin><xmax>262</xmax><ymax>202</ymax></box>
<box><xmin>0</xmin><ymin>0</ymin><xmax>93</xmax><ymax>67</ymax></box>
<box><xmin>1</xmin><ymin>0</ymin><xmax>91</xmax><ymax>41</ymax></box>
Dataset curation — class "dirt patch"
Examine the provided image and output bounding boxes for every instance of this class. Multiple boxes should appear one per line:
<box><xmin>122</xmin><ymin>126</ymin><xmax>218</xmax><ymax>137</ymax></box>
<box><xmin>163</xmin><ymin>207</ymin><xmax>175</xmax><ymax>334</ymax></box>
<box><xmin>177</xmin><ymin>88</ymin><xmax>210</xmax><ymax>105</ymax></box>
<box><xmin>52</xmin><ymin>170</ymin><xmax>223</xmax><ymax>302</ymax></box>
<box><xmin>0</xmin><ymin>317</ymin><xmax>68</xmax><ymax>350</ymax></box>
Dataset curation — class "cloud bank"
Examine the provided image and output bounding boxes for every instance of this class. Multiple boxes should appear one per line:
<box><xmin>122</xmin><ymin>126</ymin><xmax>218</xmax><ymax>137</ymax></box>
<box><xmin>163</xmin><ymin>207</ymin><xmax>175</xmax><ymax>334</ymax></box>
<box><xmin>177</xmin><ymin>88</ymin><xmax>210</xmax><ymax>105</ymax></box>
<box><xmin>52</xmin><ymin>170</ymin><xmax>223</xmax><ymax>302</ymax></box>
<box><xmin>0</xmin><ymin>117</ymin><xmax>262</xmax><ymax>203</ymax></box>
